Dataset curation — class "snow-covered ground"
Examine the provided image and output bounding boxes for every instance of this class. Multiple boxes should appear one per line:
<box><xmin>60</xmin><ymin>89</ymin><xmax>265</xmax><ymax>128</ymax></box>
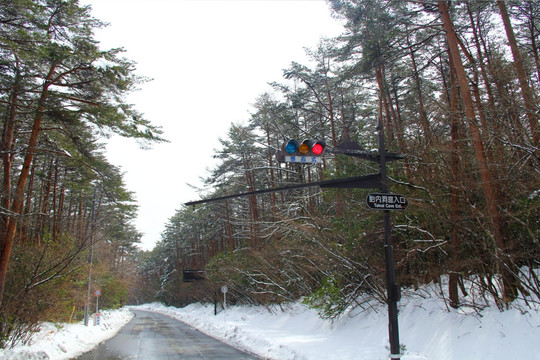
<box><xmin>0</xmin><ymin>308</ymin><xmax>134</xmax><ymax>360</ymax></box>
<box><xmin>135</xmin><ymin>294</ymin><xmax>540</xmax><ymax>360</ymax></box>
<box><xmin>1</xmin><ymin>290</ymin><xmax>539</xmax><ymax>360</ymax></box>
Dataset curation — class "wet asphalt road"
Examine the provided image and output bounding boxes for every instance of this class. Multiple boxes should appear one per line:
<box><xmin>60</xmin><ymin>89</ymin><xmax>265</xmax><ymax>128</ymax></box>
<box><xmin>75</xmin><ymin>309</ymin><xmax>262</xmax><ymax>360</ymax></box>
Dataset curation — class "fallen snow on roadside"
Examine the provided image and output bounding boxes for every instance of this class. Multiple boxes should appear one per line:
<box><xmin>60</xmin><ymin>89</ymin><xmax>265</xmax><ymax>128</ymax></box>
<box><xmin>0</xmin><ymin>308</ymin><xmax>133</xmax><ymax>360</ymax></box>
<box><xmin>135</xmin><ymin>294</ymin><xmax>540</xmax><ymax>360</ymax></box>
<box><xmin>1</xmin><ymin>292</ymin><xmax>539</xmax><ymax>360</ymax></box>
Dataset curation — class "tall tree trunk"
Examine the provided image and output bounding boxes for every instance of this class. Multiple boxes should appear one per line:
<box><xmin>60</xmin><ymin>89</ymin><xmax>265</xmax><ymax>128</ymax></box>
<box><xmin>528</xmin><ymin>9</ymin><xmax>540</xmax><ymax>88</ymax></box>
<box><xmin>438</xmin><ymin>1</ymin><xmax>517</xmax><ymax>303</ymax></box>
<box><xmin>0</xmin><ymin>64</ymin><xmax>57</xmax><ymax>306</ymax></box>
<box><xmin>36</xmin><ymin>158</ymin><xmax>55</xmax><ymax>244</ymax></box>
<box><xmin>466</xmin><ymin>3</ymin><xmax>496</xmax><ymax>111</ymax></box>
<box><xmin>497</xmin><ymin>1</ymin><xmax>540</xmax><ymax>147</ymax></box>
<box><xmin>243</xmin><ymin>156</ymin><xmax>259</xmax><ymax>248</ymax></box>
<box><xmin>56</xmin><ymin>182</ymin><xmax>65</xmax><ymax>242</ymax></box>
<box><xmin>407</xmin><ymin>36</ymin><xmax>432</xmax><ymax>144</ymax></box>
<box><xmin>325</xmin><ymin>79</ymin><xmax>338</xmax><ymax>149</ymax></box>
<box><xmin>1</xmin><ymin>76</ymin><xmax>21</xmax><ymax>251</ymax></box>
<box><xmin>225</xmin><ymin>201</ymin><xmax>234</xmax><ymax>252</ymax></box>
<box><xmin>324</xmin><ymin>79</ymin><xmax>342</xmax><ymax>216</ymax></box>
<box><xmin>389</xmin><ymin>76</ymin><xmax>412</xmax><ymax>181</ymax></box>
<box><xmin>77</xmin><ymin>194</ymin><xmax>84</xmax><ymax>244</ymax></box>
<box><xmin>265</xmin><ymin>124</ymin><xmax>277</xmax><ymax>217</ymax></box>
<box><xmin>20</xmin><ymin>158</ymin><xmax>37</xmax><ymax>245</ymax></box>
<box><xmin>448</xmin><ymin>52</ymin><xmax>462</xmax><ymax>309</ymax></box>
<box><xmin>375</xmin><ymin>65</ymin><xmax>395</xmax><ymax>142</ymax></box>
<box><xmin>52</xmin><ymin>158</ymin><xmax>59</xmax><ymax>242</ymax></box>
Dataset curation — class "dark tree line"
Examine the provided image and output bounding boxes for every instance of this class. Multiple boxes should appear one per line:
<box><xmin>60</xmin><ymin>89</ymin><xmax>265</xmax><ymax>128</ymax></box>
<box><xmin>0</xmin><ymin>0</ymin><xmax>163</xmax><ymax>347</ymax></box>
<box><xmin>141</xmin><ymin>0</ymin><xmax>539</xmax><ymax>316</ymax></box>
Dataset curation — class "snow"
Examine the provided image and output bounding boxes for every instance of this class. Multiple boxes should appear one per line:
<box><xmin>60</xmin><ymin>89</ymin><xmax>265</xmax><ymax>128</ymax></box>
<box><xmin>92</xmin><ymin>58</ymin><xmax>116</xmax><ymax>70</ymax></box>
<box><xmin>0</xmin><ymin>309</ymin><xmax>134</xmax><ymax>360</ymax></box>
<box><xmin>1</xmin><ymin>291</ymin><xmax>539</xmax><ymax>360</ymax></box>
<box><xmin>135</xmin><ymin>295</ymin><xmax>540</xmax><ymax>360</ymax></box>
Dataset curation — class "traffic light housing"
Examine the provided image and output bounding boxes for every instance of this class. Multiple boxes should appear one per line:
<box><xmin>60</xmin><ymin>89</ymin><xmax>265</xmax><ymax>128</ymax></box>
<box><xmin>278</xmin><ymin>139</ymin><xmax>326</xmax><ymax>163</ymax></box>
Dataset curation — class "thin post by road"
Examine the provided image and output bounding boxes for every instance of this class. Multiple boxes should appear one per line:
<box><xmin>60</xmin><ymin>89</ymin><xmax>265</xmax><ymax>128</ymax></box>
<box><xmin>84</xmin><ymin>190</ymin><xmax>97</xmax><ymax>326</ymax></box>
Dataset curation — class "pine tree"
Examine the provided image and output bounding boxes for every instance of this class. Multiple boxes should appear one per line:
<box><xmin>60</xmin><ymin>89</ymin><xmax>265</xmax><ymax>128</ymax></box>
<box><xmin>0</xmin><ymin>0</ymin><xmax>163</xmax><ymax>307</ymax></box>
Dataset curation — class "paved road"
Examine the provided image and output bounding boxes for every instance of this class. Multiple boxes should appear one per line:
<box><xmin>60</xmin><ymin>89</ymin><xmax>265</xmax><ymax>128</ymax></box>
<box><xmin>76</xmin><ymin>309</ymin><xmax>262</xmax><ymax>360</ymax></box>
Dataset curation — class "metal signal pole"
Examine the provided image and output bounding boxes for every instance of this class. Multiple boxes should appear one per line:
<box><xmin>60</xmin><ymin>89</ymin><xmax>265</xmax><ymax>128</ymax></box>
<box><xmin>377</xmin><ymin>119</ymin><xmax>401</xmax><ymax>360</ymax></box>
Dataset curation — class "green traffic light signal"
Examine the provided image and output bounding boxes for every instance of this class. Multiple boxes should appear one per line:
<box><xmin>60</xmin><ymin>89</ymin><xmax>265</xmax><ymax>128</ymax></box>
<box><xmin>285</xmin><ymin>139</ymin><xmax>300</xmax><ymax>154</ymax></box>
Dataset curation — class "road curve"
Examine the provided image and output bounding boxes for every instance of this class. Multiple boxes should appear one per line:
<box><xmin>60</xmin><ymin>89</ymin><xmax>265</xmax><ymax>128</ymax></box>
<box><xmin>76</xmin><ymin>309</ymin><xmax>262</xmax><ymax>360</ymax></box>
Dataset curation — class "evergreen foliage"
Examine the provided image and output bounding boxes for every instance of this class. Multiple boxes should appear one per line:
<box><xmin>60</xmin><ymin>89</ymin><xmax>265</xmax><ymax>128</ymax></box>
<box><xmin>0</xmin><ymin>0</ymin><xmax>163</xmax><ymax>347</ymax></box>
<box><xmin>2</xmin><ymin>0</ymin><xmax>539</xmax><ymax>348</ymax></box>
<box><xmin>147</xmin><ymin>0</ymin><xmax>539</xmax><ymax>317</ymax></box>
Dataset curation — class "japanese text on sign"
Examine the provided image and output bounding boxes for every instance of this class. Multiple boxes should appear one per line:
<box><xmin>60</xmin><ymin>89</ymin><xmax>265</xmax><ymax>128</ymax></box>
<box><xmin>366</xmin><ymin>193</ymin><xmax>409</xmax><ymax>210</ymax></box>
<box><xmin>284</xmin><ymin>155</ymin><xmax>324</xmax><ymax>164</ymax></box>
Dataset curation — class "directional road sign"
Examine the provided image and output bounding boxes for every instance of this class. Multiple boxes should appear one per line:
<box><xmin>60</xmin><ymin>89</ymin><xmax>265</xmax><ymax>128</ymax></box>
<box><xmin>284</xmin><ymin>155</ymin><xmax>324</xmax><ymax>164</ymax></box>
<box><xmin>366</xmin><ymin>193</ymin><xmax>408</xmax><ymax>211</ymax></box>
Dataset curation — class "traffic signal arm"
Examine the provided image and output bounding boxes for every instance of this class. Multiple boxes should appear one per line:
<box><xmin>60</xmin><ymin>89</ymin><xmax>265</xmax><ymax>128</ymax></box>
<box><xmin>185</xmin><ymin>173</ymin><xmax>381</xmax><ymax>207</ymax></box>
<box><xmin>328</xmin><ymin>141</ymin><xmax>404</xmax><ymax>162</ymax></box>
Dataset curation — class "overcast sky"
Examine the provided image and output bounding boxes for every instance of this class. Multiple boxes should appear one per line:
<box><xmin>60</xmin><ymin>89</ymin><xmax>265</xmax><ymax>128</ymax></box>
<box><xmin>82</xmin><ymin>0</ymin><xmax>344</xmax><ymax>250</ymax></box>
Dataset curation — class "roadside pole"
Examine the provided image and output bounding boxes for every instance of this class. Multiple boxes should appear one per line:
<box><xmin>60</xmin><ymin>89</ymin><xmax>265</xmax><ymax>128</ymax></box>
<box><xmin>221</xmin><ymin>285</ymin><xmax>228</xmax><ymax>324</ymax></box>
<box><xmin>84</xmin><ymin>190</ymin><xmax>97</xmax><ymax>326</ymax></box>
<box><xmin>377</xmin><ymin>120</ymin><xmax>401</xmax><ymax>360</ymax></box>
<box><xmin>95</xmin><ymin>289</ymin><xmax>101</xmax><ymax>314</ymax></box>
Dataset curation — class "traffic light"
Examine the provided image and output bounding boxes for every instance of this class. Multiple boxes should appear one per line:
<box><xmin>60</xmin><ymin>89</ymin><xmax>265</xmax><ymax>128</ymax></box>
<box><xmin>284</xmin><ymin>139</ymin><xmax>300</xmax><ymax>155</ymax></box>
<box><xmin>279</xmin><ymin>139</ymin><xmax>326</xmax><ymax>163</ymax></box>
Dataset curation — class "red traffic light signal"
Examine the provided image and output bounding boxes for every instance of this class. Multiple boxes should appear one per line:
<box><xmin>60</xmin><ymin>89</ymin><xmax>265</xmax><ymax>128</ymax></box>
<box><xmin>311</xmin><ymin>141</ymin><xmax>325</xmax><ymax>155</ymax></box>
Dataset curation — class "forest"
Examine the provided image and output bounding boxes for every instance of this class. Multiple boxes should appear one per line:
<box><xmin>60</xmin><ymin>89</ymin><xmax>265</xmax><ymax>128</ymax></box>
<box><xmin>1</xmin><ymin>0</ymin><xmax>539</xmax><ymax>349</ymax></box>
<box><xmin>0</xmin><ymin>0</ymin><xmax>164</xmax><ymax>346</ymax></box>
<box><xmin>145</xmin><ymin>0</ymin><xmax>539</xmax><ymax>317</ymax></box>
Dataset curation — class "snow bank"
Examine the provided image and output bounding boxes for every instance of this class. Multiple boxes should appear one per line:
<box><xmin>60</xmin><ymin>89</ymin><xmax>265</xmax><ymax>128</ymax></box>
<box><xmin>0</xmin><ymin>308</ymin><xmax>133</xmax><ymax>360</ymax></box>
<box><xmin>1</xmin><ymin>292</ymin><xmax>539</xmax><ymax>360</ymax></box>
<box><xmin>136</xmin><ymin>293</ymin><xmax>540</xmax><ymax>360</ymax></box>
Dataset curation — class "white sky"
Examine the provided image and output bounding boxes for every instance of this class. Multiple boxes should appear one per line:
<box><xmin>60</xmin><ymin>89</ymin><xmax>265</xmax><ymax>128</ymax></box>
<box><xmin>82</xmin><ymin>0</ymin><xmax>344</xmax><ymax>250</ymax></box>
